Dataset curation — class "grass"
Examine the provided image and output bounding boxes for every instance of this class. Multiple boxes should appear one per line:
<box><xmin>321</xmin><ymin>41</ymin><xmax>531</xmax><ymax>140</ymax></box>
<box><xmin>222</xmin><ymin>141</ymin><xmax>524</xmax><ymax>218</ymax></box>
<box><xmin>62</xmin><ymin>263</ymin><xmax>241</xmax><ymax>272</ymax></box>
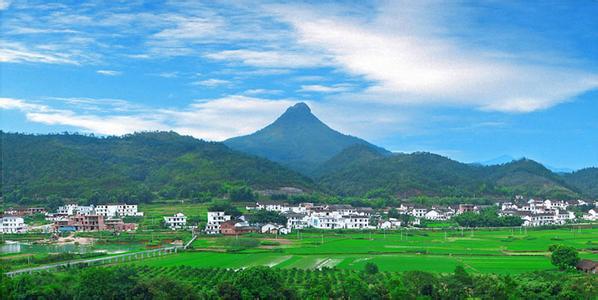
<box><xmin>127</xmin><ymin>226</ymin><xmax>598</xmax><ymax>274</ymax></box>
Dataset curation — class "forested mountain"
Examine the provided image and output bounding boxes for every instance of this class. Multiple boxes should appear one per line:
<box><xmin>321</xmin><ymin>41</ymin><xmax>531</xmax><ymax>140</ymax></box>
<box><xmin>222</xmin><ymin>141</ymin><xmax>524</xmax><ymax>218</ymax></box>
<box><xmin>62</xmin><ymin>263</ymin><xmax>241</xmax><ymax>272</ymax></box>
<box><xmin>2</xmin><ymin>110</ymin><xmax>595</xmax><ymax>203</ymax></box>
<box><xmin>225</xmin><ymin>102</ymin><xmax>388</xmax><ymax>175</ymax></box>
<box><xmin>563</xmin><ymin>168</ymin><xmax>598</xmax><ymax>198</ymax></box>
<box><xmin>312</xmin><ymin>144</ymin><xmax>388</xmax><ymax>177</ymax></box>
<box><xmin>317</xmin><ymin>149</ymin><xmax>583</xmax><ymax>199</ymax></box>
<box><xmin>1</xmin><ymin>131</ymin><xmax>314</xmax><ymax>203</ymax></box>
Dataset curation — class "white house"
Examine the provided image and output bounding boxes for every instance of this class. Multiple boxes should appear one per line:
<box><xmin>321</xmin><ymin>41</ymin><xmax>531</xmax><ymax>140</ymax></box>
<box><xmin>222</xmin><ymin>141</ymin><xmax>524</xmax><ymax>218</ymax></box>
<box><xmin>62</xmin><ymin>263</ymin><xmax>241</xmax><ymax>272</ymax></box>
<box><xmin>424</xmin><ymin>210</ymin><xmax>442</xmax><ymax>220</ymax></box>
<box><xmin>205</xmin><ymin>211</ymin><xmax>231</xmax><ymax>234</ymax></box>
<box><xmin>76</xmin><ymin>205</ymin><xmax>95</xmax><ymax>215</ymax></box>
<box><xmin>378</xmin><ymin>218</ymin><xmax>402</xmax><ymax>229</ymax></box>
<box><xmin>1</xmin><ymin>216</ymin><xmax>27</xmax><ymax>234</ymax></box>
<box><xmin>410</xmin><ymin>208</ymin><xmax>427</xmax><ymax>218</ymax></box>
<box><xmin>583</xmin><ymin>209</ymin><xmax>597</xmax><ymax>221</ymax></box>
<box><xmin>343</xmin><ymin>215</ymin><xmax>369</xmax><ymax>229</ymax></box>
<box><xmin>164</xmin><ymin>213</ymin><xmax>187</xmax><ymax>230</ymax></box>
<box><xmin>95</xmin><ymin>204</ymin><xmax>143</xmax><ymax>218</ymax></box>
<box><xmin>57</xmin><ymin>204</ymin><xmax>79</xmax><ymax>215</ymax></box>
<box><xmin>261</xmin><ymin>223</ymin><xmax>290</xmax><ymax>234</ymax></box>
<box><xmin>286</xmin><ymin>213</ymin><xmax>308</xmax><ymax>229</ymax></box>
<box><xmin>255</xmin><ymin>201</ymin><xmax>291</xmax><ymax>213</ymax></box>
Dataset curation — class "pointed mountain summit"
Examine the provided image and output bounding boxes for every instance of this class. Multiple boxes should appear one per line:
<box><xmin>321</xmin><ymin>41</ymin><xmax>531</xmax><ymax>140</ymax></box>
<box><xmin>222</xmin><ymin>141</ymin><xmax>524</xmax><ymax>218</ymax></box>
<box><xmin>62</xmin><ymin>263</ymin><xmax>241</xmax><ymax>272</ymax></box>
<box><xmin>225</xmin><ymin>102</ymin><xmax>388</xmax><ymax>175</ymax></box>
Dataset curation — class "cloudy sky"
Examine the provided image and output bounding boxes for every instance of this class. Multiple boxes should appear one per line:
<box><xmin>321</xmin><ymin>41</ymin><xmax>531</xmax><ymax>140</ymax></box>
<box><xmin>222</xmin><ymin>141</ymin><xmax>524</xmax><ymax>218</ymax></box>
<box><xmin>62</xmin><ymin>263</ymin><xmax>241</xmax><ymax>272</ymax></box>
<box><xmin>1</xmin><ymin>0</ymin><xmax>597</xmax><ymax>170</ymax></box>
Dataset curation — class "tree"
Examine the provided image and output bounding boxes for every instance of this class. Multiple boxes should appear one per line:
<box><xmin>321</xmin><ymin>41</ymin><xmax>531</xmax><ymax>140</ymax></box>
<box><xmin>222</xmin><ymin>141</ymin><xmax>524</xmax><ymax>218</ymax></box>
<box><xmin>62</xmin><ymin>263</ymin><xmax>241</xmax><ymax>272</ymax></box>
<box><xmin>208</xmin><ymin>201</ymin><xmax>241</xmax><ymax>217</ymax></box>
<box><xmin>229</xmin><ymin>186</ymin><xmax>255</xmax><ymax>202</ymax></box>
<box><xmin>388</xmin><ymin>208</ymin><xmax>400</xmax><ymax>219</ymax></box>
<box><xmin>248</xmin><ymin>210</ymin><xmax>287</xmax><ymax>225</ymax></box>
<box><xmin>364</xmin><ymin>262</ymin><xmax>379</xmax><ymax>274</ymax></box>
<box><xmin>46</xmin><ymin>195</ymin><xmax>64</xmax><ymax>211</ymax></box>
<box><xmin>549</xmin><ymin>244</ymin><xmax>579</xmax><ymax>270</ymax></box>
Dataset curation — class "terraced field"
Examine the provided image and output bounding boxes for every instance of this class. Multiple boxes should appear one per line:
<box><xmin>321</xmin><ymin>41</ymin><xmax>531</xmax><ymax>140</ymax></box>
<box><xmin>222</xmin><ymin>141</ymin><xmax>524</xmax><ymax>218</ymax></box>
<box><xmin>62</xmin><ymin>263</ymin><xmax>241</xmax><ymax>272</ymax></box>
<box><xmin>130</xmin><ymin>226</ymin><xmax>598</xmax><ymax>274</ymax></box>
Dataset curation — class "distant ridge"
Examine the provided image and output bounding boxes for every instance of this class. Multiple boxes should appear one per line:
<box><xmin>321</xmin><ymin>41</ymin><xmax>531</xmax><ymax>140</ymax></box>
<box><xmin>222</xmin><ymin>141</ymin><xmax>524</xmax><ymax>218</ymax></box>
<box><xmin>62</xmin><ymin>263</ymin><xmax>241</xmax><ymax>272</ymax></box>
<box><xmin>476</xmin><ymin>155</ymin><xmax>519</xmax><ymax>166</ymax></box>
<box><xmin>225</xmin><ymin>102</ymin><xmax>388</xmax><ymax>175</ymax></box>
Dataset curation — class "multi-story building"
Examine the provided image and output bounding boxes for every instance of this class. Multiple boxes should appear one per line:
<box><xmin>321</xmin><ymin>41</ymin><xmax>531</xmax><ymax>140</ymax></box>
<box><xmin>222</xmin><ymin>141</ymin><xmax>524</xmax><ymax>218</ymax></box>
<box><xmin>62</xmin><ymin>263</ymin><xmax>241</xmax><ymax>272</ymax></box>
<box><xmin>410</xmin><ymin>207</ymin><xmax>427</xmax><ymax>218</ymax></box>
<box><xmin>57</xmin><ymin>204</ymin><xmax>79</xmax><ymax>215</ymax></box>
<box><xmin>54</xmin><ymin>214</ymin><xmax>106</xmax><ymax>231</ymax></box>
<box><xmin>286</xmin><ymin>213</ymin><xmax>308</xmax><ymax>229</ymax></box>
<box><xmin>164</xmin><ymin>213</ymin><xmax>186</xmax><ymax>230</ymax></box>
<box><xmin>0</xmin><ymin>216</ymin><xmax>27</xmax><ymax>233</ymax></box>
<box><xmin>343</xmin><ymin>215</ymin><xmax>369</xmax><ymax>229</ymax></box>
<box><xmin>205</xmin><ymin>211</ymin><xmax>231</xmax><ymax>234</ymax></box>
<box><xmin>56</xmin><ymin>204</ymin><xmax>143</xmax><ymax>218</ymax></box>
<box><xmin>95</xmin><ymin>204</ymin><xmax>143</xmax><ymax>218</ymax></box>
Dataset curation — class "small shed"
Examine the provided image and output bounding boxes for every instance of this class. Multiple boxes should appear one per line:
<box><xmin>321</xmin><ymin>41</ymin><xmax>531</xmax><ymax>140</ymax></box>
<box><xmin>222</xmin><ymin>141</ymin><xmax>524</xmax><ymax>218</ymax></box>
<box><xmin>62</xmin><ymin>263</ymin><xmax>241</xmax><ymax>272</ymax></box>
<box><xmin>576</xmin><ymin>259</ymin><xmax>597</xmax><ymax>274</ymax></box>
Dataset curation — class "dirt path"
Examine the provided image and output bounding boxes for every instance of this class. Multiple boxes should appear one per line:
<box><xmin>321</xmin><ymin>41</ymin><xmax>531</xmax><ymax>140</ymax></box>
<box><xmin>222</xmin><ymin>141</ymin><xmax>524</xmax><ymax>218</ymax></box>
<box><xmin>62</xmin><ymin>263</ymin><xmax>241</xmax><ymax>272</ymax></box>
<box><xmin>52</xmin><ymin>233</ymin><xmax>96</xmax><ymax>245</ymax></box>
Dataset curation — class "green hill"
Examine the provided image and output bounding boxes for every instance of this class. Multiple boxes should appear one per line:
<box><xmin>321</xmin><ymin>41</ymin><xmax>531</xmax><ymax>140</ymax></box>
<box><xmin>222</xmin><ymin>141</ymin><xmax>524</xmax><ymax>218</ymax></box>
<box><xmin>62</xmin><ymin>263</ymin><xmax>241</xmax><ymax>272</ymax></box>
<box><xmin>225</xmin><ymin>103</ymin><xmax>387</xmax><ymax>175</ymax></box>
<box><xmin>1</xmin><ymin>131</ymin><xmax>314</xmax><ymax>203</ymax></box>
<box><xmin>317</xmin><ymin>150</ymin><xmax>581</xmax><ymax>199</ymax></box>
<box><xmin>563</xmin><ymin>167</ymin><xmax>598</xmax><ymax>198</ymax></box>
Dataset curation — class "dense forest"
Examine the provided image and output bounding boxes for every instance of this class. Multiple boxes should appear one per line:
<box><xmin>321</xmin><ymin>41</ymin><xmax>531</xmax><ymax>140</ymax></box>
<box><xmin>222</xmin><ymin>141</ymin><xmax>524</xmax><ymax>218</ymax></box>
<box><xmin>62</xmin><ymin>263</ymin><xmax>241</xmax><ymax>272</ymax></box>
<box><xmin>316</xmin><ymin>145</ymin><xmax>595</xmax><ymax>199</ymax></box>
<box><xmin>1</xmin><ymin>131</ymin><xmax>314</xmax><ymax>204</ymax></box>
<box><xmin>2</xmin><ymin>130</ymin><xmax>597</xmax><ymax>205</ymax></box>
<box><xmin>2</xmin><ymin>265</ymin><xmax>596</xmax><ymax>299</ymax></box>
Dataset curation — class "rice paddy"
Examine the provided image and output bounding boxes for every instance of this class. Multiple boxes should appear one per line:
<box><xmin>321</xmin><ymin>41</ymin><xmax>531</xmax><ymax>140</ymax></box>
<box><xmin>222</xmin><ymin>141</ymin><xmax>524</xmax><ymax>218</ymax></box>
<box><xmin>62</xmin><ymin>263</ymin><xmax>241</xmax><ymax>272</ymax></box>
<box><xmin>130</xmin><ymin>226</ymin><xmax>598</xmax><ymax>274</ymax></box>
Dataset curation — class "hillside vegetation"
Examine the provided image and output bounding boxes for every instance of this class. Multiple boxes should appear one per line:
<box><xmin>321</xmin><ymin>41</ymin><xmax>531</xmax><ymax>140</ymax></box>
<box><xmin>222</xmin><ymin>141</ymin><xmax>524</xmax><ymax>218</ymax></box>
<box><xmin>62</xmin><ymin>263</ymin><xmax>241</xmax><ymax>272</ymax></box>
<box><xmin>1</xmin><ymin>131</ymin><xmax>314</xmax><ymax>203</ymax></box>
<box><xmin>316</xmin><ymin>145</ymin><xmax>584</xmax><ymax>199</ymax></box>
<box><xmin>563</xmin><ymin>168</ymin><xmax>598</xmax><ymax>198</ymax></box>
<box><xmin>225</xmin><ymin>102</ymin><xmax>387</xmax><ymax>175</ymax></box>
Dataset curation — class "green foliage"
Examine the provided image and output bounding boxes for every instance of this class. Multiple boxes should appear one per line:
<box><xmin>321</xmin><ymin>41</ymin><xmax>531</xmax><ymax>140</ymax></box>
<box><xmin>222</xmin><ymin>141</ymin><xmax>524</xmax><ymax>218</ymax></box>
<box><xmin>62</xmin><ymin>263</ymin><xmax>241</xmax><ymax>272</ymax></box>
<box><xmin>207</xmin><ymin>200</ymin><xmax>241</xmax><ymax>217</ymax></box>
<box><xmin>2</xmin><ymin>265</ymin><xmax>597</xmax><ymax>299</ymax></box>
<box><xmin>2</xmin><ymin>131</ymin><xmax>313</xmax><ymax>204</ymax></box>
<box><xmin>220</xmin><ymin>238</ymin><xmax>260</xmax><ymax>251</ymax></box>
<box><xmin>318</xmin><ymin>150</ymin><xmax>583</xmax><ymax>198</ymax></box>
<box><xmin>563</xmin><ymin>167</ymin><xmax>598</xmax><ymax>198</ymax></box>
<box><xmin>364</xmin><ymin>262</ymin><xmax>379</xmax><ymax>274</ymax></box>
<box><xmin>228</xmin><ymin>185</ymin><xmax>256</xmax><ymax>202</ymax></box>
<box><xmin>248</xmin><ymin>210</ymin><xmax>288</xmax><ymax>225</ymax></box>
<box><xmin>453</xmin><ymin>207</ymin><xmax>524</xmax><ymax>227</ymax></box>
<box><xmin>549</xmin><ymin>244</ymin><xmax>580</xmax><ymax>270</ymax></box>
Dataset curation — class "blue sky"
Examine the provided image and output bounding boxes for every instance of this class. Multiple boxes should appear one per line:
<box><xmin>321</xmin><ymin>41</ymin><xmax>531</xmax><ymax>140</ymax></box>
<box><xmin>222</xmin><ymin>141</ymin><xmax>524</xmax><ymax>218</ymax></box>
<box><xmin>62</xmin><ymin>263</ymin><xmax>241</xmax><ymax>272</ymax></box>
<box><xmin>1</xmin><ymin>0</ymin><xmax>597</xmax><ymax>170</ymax></box>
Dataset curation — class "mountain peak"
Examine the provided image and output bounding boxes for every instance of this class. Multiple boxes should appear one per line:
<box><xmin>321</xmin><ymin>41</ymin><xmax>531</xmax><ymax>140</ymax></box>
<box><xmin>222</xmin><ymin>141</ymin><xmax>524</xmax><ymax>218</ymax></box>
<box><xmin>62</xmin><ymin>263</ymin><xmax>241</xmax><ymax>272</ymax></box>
<box><xmin>288</xmin><ymin>102</ymin><xmax>311</xmax><ymax>113</ymax></box>
<box><xmin>279</xmin><ymin>102</ymin><xmax>313</xmax><ymax>119</ymax></box>
<box><xmin>225</xmin><ymin>102</ymin><xmax>385</xmax><ymax>175</ymax></box>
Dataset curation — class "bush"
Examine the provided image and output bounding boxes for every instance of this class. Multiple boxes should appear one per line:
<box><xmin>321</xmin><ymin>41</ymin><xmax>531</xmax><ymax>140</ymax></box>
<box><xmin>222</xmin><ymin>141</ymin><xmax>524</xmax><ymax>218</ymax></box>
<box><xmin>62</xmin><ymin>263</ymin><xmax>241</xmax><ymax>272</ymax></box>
<box><xmin>549</xmin><ymin>244</ymin><xmax>579</xmax><ymax>270</ymax></box>
<box><xmin>364</xmin><ymin>262</ymin><xmax>379</xmax><ymax>274</ymax></box>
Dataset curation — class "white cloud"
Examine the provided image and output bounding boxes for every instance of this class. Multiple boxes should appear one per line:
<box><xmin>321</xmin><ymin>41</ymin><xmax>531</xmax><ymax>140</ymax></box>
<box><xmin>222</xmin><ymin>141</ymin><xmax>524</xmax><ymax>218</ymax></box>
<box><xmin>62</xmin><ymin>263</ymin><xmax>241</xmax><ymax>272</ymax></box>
<box><xmin>96</xmin><ymin>70</ymin><xmax>122</xmax><ymax>76</ymax></box>
<box><xmin>152</xmin><ymin>16</ymin><xmax>223</xmax><ymax>42</ymax></box>
<box><xmin>0</xmin><ymin>0</ymin><xmax>11</xmax><ymax>10</ymax></box>
<box><xmin>126</xmin><ymin>54</ymin><xmax>151</xmax><ymax>59</ymax></box>
<box><xmin>192</xmin><ymin>78</ymin><xmax>230</xmax><ymax>87</ymax></box>
<box><xmin>243</xmin><ymin>89</ymin><xmax>283</xmax><ymax>96</ymax></box>
<box><xmin>1</xmin><ymin>95</ymin><xmax>297</xmax><ymax>141</ymax></box>
<box><xmin>2</xmin><ymin>95</ymin><xmax>416</xmax><ymax>142</ymax></box>
<box><xmin>26</xmin><ymin>112</ymin><xmax>167</xmax><ymax>136</ymax></box>
<box><xmin>299</xmin><ymin>84</ymin><xmax>353</xmax><ymax>93</ymax></box>
<box><xmin>0</xmin><ymin>97</ymin><xmax>51</xmax><ymax>112</ymax></box>
<box><xmin>160</xmin><ymin>96</ymin><xmax>296</xmax><ymax>140</ymax></box>
<box><xmin>156</xmin><ymin>72</ymin><xmax>178</xmax><ymax>78</ymax></box>
<box><xmin>270</xmin><ymin>2</ymin><xmax>598</xmax><ymax>113</ymax></box>
<box><xmin>0</xmin><ymin>41</ymin><xmax>78</xmax><ymax>64</ymax></box>
<box><xmin>205</xmin><ymin>49</ymin><xmax>327</xmax><ymax>69</ymax></box>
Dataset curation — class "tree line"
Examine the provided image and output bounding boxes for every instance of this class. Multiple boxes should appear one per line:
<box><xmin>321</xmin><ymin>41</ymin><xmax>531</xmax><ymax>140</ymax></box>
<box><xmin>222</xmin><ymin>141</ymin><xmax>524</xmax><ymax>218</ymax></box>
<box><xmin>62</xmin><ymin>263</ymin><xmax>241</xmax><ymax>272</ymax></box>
<box><xmin>1</xmin><ymin>264</ymin><xmax>595</xmax><ymax>299</ymax></box>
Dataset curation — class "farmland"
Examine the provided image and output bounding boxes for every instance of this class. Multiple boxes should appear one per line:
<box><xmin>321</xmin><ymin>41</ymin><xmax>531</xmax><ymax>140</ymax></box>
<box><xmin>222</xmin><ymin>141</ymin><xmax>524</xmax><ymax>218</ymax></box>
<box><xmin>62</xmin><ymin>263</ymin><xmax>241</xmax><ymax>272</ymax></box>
<box><xmin>129</xmin><ymin>227</ymin><xmax>598</xmax><ymax>274</ymax></box>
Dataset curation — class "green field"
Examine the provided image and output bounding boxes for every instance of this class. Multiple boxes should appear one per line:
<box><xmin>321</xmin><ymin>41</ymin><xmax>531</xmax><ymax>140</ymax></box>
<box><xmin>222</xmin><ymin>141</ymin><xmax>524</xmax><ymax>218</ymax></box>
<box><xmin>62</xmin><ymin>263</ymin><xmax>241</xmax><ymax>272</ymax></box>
<box><xmin>129</xmin><ymin>227</ymin><xmax>598</xmax><ymax>274</ymax></box>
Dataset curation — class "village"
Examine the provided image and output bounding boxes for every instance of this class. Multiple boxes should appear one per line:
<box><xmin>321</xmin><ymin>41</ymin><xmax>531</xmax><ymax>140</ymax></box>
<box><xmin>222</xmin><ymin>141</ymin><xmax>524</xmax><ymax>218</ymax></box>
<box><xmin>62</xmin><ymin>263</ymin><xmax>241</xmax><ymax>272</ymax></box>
<box><xmin>3</xmin><ymin>196</ymin><xmax>597</xmax><ymax>235</ymax></box>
